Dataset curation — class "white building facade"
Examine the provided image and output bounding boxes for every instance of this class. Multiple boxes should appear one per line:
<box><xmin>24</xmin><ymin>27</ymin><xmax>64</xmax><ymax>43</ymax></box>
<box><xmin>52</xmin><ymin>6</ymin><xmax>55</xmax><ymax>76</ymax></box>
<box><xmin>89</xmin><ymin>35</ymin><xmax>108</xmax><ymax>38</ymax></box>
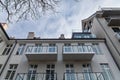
<box><xmin>0</xmin><ymin>18</ymin><xmax>120</xmax><ymax>80</ymax></box>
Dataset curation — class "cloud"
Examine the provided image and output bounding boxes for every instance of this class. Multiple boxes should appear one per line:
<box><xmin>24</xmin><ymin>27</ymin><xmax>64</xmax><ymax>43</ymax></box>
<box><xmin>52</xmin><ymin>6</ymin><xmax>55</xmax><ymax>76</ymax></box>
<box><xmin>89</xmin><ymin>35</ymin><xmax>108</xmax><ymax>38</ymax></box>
<box><xmin>6</xmin><ymin>0</ymin><xmax>120</xmax><ymax>38</ymax></box>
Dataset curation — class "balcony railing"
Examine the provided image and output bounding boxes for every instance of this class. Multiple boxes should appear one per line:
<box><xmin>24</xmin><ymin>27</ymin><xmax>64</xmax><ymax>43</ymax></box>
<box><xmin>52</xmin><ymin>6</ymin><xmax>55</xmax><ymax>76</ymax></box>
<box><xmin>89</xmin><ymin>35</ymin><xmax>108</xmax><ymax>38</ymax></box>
<box><xmin>63</xmin><ymin>45</ymin><xmax>94</xmax><ymax>53</ymax></box>
<box><xmin>25</xmin><ymin>46</ymin><xmax>57</xmax><ymax>61</ymax></box>
<box><xmin>26</xmin><ymin>46</ymin><xmax>57</xmax><ymax>54</ymax></box>
<box><xmin>15</xmin><ymin>73</ymin><xmax>57</xmax><ymax>80</ymax></box>
<box><xmin>63</xmin><ymin>45</ymin><xmax>95</xmax><ymax>61</ymax></box>
<box><xmin>64</xmin><ymin>72</ymin><xmax>105</xmax><ymax>80</ymax></box>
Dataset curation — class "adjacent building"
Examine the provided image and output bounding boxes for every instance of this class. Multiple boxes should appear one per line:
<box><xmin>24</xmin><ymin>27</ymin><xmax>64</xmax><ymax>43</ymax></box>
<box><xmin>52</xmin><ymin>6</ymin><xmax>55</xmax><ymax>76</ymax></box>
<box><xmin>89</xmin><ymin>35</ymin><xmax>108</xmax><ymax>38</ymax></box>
<box><xmin>0</xmin><ymin>8</ymin><xmax>120</xmax><ymax>80</ymax></box>
<box><xmin>82</xmin><ymin>8</ymin><xmax>120</xmax><ymax>70</ymax></box>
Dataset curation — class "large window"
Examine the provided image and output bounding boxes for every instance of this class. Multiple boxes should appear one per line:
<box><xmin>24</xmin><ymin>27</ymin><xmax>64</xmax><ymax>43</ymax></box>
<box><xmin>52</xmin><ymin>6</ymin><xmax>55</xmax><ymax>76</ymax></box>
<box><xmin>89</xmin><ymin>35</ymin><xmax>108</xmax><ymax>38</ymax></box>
<box><xmin>34</xmin><ymin>44</ymin><xmax>42</xmax><ymax>53</ymax></box>
<box><xmin>16</xmin><ymin>44</ymin><xmax>25</xmax><ymax>55</ymax></box>
<box><xmin>82</xmin><ymin>64</ymin><xmax>92</xmax><ymax>80</ymax></box>
<box><xmin>92</xmin><ymin>43</ymin><xmax>101</xmax><ymax>55</ymax></box>
<box><xmin>2</xmin><ymin>44</ymin><xmax>12</xmax><ymax>55</ymax></box>
<box><xmin>100</xmin><ymin>64</ymin><xmax>113</xmax><ymax>80</ymax></box>
<box><xmin>65</xmin><ymin>64</ymin><xmax>75</xmax><ymax>80</ymax></box>
<box><xmin>64</xmin><ymin>44</ymin><xmax>72</xmax><ymax>52</ymax></box>
<box><xmin>46</xmin><ymin>64</ymin><xmax>55</xmax><ymax>80</ymax></box>
<box><xmin>49</xmin><ymin>44</ymin><xmax>56</xmax><ymax>52</ymax></box>
<box><xmin>27</xmin><ymin>64</ymin><xmax>38</xmax><ymax>80</ymax></box>
<box><xmin>5</xmin><ymin>64</ymin><xmax>18</xmax><ymax>80</ymax></box>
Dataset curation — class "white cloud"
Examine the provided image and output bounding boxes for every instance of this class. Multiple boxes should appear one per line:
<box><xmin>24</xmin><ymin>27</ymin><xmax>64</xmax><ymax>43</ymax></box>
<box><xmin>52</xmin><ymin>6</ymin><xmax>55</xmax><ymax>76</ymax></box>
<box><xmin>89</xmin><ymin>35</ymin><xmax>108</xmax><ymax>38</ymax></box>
<box><xmin>6</xmin><ymin>0</ymin><xmax>120</xmax><ymax>38</ymax></box>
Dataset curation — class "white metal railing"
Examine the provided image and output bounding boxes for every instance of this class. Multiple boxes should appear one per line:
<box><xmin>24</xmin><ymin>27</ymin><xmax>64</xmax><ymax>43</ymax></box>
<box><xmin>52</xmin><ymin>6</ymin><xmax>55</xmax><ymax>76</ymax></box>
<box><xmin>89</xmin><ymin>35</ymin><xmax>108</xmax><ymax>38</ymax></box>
<box><xmin>15</xmin><ymin>73</ymin><xmax>57</xmax><ymax>80</ymax></box>
<box><xmin>64</xmin><ymin>72</ymin><xmax>105</xmax><ymax>80</ymax></box>
<box><xmin>63</xmin><ymin>45</ymin><xmax>94</xmax><ymax>53</ymax></box>
<box><xmin>26</xmin><ymin>46</ymin><xmax>57</xmax><ymax>54</ymax></box>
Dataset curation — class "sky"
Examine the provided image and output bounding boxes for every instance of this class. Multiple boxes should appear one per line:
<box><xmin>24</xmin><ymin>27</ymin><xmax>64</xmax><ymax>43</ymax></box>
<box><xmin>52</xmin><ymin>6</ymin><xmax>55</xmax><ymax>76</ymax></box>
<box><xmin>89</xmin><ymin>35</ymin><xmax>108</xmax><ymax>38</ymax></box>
<box><xmin>1</xmin><ymin>0</ymin><xmax>120</xmax><ymax>38</ymax></box>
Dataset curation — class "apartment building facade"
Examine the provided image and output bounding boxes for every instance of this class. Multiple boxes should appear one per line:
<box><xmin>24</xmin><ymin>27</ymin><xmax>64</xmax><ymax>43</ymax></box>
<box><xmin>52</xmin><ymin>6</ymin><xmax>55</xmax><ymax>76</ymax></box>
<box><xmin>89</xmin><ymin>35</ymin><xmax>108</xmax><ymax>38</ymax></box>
<box><xmin>0</xmin><ymin>16</ymin><xmax>120</xmax><ymax>80</ymax></box>
<box><xmin>82</xmin><ymin>8</ymin><xmax>120</xmax><ymax>70</ymax></box>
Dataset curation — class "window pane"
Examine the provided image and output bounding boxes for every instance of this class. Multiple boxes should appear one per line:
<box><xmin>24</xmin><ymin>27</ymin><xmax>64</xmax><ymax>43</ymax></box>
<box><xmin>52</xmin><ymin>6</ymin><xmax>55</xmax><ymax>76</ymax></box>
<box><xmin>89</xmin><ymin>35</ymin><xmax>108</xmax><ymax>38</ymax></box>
<box><xmin>10</xmin><ymin>71</ymin><xmax>15</xmax><ymax>79</ymax></box>
<box><xmin>100</xmin><ymin>64</ymin><xmax>113</xmax><ymax>80</ymax></box>
<box><xmin>5</xmin><ymin>64</ymin><xmax>18</xmax><ymax>80</ymax></box>
<box><xmin>5</xmin><ymin>71</ymin><xmax>11</xmax><ymax>79</ymax></box>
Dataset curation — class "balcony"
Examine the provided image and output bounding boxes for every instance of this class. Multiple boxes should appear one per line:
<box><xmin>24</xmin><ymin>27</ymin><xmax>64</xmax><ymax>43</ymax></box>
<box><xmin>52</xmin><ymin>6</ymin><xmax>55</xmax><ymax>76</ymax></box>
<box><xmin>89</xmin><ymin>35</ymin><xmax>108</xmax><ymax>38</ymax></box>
<box><xmin>63</xmin><ymin>45</ymin><xmax>95</xmax><ymax>61</ymax></box>
<box><xmin>15</xmin><ymin>73</ymin><xmax>57</xmax><ymax>80</ymax></box>
<box><xmin>108</xmin><ymin>17</ymin><xmax>120</xmax><ymax>26</ymax></box>
<box><xmin>25</xmin><ymin>46</ymin><xmax>57</xmax><ymax>61</ymax></box>
<box><xmin>64</xmin><ymin>72</ymin><xmax>105</xmax><ymax>80</ymax></box>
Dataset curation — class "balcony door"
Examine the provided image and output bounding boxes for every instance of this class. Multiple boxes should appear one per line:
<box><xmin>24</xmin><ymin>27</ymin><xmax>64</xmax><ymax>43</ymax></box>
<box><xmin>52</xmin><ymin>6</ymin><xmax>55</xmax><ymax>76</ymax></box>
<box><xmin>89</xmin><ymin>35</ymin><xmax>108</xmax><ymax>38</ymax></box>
<box><xmin>49</xmin><ymin>44</ymin><xmax>56</xmax><ymax>52</ymax></box>
<box><xmin>65</xmin><ymin>64</ymin><xmax>75</xmax><ymax>80</ymax></box>
<box><xmin>27</xmin><ymin>65</ymin><xmax>38</xmax><ymax>80</ymax></box>
<box><xmin>46</xmin><ymin>64</ymin><xmax>55</xmax><ymax>80</ymax></box>
<box><xmin>82</xmin><ymin>64</ymin><xmax>92</xmax><ymax>80</ymax></box>
<box><xmin>64</xmin><ymin>43</ymin><xmax>72</xmax><ymax>52</ymax></box>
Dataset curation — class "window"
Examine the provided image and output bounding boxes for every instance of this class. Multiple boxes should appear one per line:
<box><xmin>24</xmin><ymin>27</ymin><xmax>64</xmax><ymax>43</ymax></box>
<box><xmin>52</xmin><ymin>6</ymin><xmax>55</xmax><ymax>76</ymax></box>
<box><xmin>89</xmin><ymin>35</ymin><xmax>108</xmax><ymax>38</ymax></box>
<box><xmin>82</xmin><ymin>64</ymin><xmax>92</xmax><ymax>80</ymax></box>
<box><xmin>27</xmin><ymin>64</ymin><xmax>38</xmax><ymax>80</ymax></box>
<box><xmin>78</xmin><ymin>43</ymin><xmax>93</xmax><ymax>52</ymax></box>
<box><xmin>73</xmin><ymin>34</ymin><xmax>82</xmax><ymax>38</ymax></box>
<box><xmin>2</xmin><ymin>44</ymin><xmax>12</xmax><ymax>55</ymax></box>
<box><xmin>49</xmin><ymin>44</ymin><xmax>56</xmax><ymax>52</ymax></box>
<box><xmin>26</xmin><ymin>46</ymin><xmax>34</xmax><ymax>53</ymax></box>
<box><xmin>65</xmin><ymin>64</ymin><xmax>75</xmax><ymax>80</ymax></box>
<box><xmin>78</xmin><ymin>43</ymin><xmax>85</xmax><ymax>52</ymax></box>
<box><xmin>112</xmin><ymin>28</ymin><xmax>120</xmax><ymax>32</ymax></box>
<box><xmin>92</xmin><ymin>43</ymin><xmax>101</xmax><ymax>54</ymax></box>
<box><xmin>64</xmin><ymin>44</ymin><xmax>72</xmax><ymax>52</ymax></box>
<box><xmin>16</xmin><ymin>44</ymin><xmax>25</xmax><ymax>55</ymax></box>
<box><xmin>82</xmin><ymin>64</ymin><xmax>91</xmax><ymax>72</ymax></box>
<box><xmin>34</xmin><ymin>44</ymin><xmax>42</xmax><ymax>53</ymax></box>
<box><xmin>100</xmin><ymin>64</ymin><xmax>113</xmax><ymax>80</ymax></box>
<box><xmin>5</xmin><ymin>64</ymin><xmax>18</xmax><ymax>80</ymax></box>
<box><xmin>46</xmin><ymin>64</ymin><xmax>55</xmax><ymax>80</ymax></box>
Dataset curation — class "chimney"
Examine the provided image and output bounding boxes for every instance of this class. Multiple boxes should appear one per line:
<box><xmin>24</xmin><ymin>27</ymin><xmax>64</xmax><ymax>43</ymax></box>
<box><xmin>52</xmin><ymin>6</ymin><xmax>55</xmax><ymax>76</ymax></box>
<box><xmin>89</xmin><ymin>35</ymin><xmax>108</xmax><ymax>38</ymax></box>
<box><xmin>27</xmin><ymin>32</ymin><xmax>35</xmax><ymax>39</ymax></box>
<box><xmin>59</xmin><ymin>34</ymin><xmax>65</xmax><ymax>39</ymax></box>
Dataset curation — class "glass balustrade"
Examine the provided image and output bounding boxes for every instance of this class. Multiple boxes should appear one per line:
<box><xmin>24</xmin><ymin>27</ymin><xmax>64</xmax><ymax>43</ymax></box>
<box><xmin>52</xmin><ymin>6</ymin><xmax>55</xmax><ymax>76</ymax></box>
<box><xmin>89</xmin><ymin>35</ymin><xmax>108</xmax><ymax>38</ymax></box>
<box><xmin>15</xmin><ymin>73</ymin><xmax>57</xmax><ymax>80</ymax></box>
<box><xmin>63</xmin><ymin>45</ymin><xmax>94</xmax><ymax>53</ymax></box>
<box><xmin>26</xmin><ymin>46</ymin><xmax>57</xmax><ymax>54</ymax></box>
<box><xmin>64</xmin><ymin>72</ymin><xmax>105</xmax><ymax>80</ymax></box>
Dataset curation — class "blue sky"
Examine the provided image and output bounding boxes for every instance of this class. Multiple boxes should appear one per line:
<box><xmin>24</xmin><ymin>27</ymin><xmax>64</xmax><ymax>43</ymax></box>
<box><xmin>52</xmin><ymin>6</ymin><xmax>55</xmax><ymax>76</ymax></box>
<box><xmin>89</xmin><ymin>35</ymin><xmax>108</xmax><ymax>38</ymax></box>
<box><xmin>1</xmin><ymin>0</ymin><xmax>120</xmax><ymax>38</ymax></box>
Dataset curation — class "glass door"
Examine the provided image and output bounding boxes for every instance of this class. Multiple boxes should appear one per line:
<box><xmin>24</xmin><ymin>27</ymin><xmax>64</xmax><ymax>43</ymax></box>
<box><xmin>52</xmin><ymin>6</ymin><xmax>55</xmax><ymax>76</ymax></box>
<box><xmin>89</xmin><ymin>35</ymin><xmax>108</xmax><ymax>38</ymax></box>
<box><xmin>46</xmin><ymin>64</ymin><xmax>55</xmax><ymax>80</ymax></box>
<box><xmin>49</xmin><ymin>44</ymin><xmax>56</xmax><ymax>52</ymax></box>
<box><xmin>82</xmin><ymin>64</ymin><xmax>92</xmax><ymax>80</ymax></box>
<box><xmin>101</xmin><ymin>64</ymin><xmax>113</xmax><ymax>80</ymax></box>
<box><xmin>65</xmin><ymin>64</ymin><xmax>75</xmax><ymax>80</ymax></box>
<box><xmin>27</xmin><ymin>65</ymin><xmax>38</xmax><ymax>80</ymax></box>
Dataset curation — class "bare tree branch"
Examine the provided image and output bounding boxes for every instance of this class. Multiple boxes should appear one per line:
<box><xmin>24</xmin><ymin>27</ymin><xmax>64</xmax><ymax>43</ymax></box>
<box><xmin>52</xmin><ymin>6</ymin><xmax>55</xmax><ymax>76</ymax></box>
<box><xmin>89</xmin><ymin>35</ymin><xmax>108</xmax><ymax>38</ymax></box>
<box><xmin>0</xmin><ymin>0</ymin><xmax>60</xmax><ymax>23</ymax></box>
